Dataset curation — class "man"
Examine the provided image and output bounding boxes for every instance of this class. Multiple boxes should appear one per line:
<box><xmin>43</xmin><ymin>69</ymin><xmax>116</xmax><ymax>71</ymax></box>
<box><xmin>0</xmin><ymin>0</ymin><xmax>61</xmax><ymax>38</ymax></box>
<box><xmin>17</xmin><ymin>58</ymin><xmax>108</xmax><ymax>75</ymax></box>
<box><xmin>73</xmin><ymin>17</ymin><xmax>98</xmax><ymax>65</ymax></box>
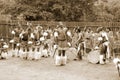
<box><xmin>10</xmin><ymin>27</ymin><xmax>22</xmax><ymax>57</ymax></box>
<box><xmin>74</xmin><ymin>28</ymin><xmax>84</xmax><ymax>60</ymax></box>
<box><xmin>98</xmin><ymin>36</ymin><xmax>107</xmax><ymax>64</ymax></box>
<box><xmin>97</xmin><ymin>27</ymin><xmax>108</xmax><ymax>64</ymax></box>
<box><xmin>55</xmin><ymin>24</ymin><xmax>68</xmax><ymax>66</ymax></box>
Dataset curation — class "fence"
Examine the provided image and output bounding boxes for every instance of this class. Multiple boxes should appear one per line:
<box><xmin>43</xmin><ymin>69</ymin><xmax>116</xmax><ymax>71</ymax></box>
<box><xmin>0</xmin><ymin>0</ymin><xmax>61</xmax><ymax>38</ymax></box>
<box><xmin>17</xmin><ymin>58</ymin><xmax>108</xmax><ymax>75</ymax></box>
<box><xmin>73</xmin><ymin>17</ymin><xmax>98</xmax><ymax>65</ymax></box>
<box><xmin>0</xmin><ymin>20</ymin><xmax>120</xmax><ymax>40</ymax></box>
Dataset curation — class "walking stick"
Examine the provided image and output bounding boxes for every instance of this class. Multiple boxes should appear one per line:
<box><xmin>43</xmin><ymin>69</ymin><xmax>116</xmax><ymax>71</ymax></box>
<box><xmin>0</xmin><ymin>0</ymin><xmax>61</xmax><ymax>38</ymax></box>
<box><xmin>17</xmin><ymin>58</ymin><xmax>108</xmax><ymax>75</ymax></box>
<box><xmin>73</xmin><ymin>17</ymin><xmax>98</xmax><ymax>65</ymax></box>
<box><xmin>53</xmin><ymin>48</ymin><xmax>57</xmax><ymax>58</ymax></box>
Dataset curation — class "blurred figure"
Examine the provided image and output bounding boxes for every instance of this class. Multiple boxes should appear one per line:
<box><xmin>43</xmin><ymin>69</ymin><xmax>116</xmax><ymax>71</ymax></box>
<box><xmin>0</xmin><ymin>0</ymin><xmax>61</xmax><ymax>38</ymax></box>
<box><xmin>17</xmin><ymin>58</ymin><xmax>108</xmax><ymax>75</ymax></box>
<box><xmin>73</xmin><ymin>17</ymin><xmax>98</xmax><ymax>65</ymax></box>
<box><xmin>55</xmin><ymin>23</ymin><xmax>68</xmax><ymax>66</ymax></box>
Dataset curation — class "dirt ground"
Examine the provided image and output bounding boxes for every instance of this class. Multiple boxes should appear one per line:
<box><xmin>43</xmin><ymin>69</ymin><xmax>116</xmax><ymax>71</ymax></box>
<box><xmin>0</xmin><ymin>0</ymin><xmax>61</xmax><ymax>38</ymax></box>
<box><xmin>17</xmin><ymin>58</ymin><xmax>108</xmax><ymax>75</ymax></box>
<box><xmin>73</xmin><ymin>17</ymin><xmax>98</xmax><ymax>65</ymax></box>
<box><xmin>0</xmin><ymin>55</ymin><xmax>119</xmax><ymax>80</ymax></box>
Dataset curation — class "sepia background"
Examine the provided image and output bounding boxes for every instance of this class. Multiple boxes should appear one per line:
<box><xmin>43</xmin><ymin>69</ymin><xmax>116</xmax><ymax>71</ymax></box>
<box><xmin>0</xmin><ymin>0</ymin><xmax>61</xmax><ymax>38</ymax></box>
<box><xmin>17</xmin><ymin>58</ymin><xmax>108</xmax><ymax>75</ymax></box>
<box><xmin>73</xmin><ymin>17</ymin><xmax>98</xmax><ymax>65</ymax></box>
<box><xmin>0</xmin><ymin>0</ymin><xmax>119</xmax><ymax>80</ymax></box>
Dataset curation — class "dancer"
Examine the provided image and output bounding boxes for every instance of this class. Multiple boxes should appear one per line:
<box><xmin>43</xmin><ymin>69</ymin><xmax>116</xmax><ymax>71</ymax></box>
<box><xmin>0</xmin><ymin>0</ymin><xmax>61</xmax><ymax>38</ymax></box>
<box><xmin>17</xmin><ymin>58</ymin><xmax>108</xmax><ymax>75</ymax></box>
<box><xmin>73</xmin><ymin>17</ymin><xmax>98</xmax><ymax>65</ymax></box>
<box><xmin>55</xmin><ymin>23</ymin><xmax>68</xmax><ymax>66</ymax></box>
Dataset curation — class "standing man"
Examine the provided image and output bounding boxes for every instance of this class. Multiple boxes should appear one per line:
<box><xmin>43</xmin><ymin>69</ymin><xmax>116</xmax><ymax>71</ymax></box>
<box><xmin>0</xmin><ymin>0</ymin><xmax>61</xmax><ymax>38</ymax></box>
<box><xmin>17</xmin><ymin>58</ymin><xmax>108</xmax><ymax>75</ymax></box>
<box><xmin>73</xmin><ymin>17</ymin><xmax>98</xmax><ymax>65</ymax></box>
<box><xmin>74</xmin><ymin>28</ymin><xmax>84</xmax><ymax>60</ymax></box>
<box><xmin>55</xmin><ymin>23</ymin><xmax>68</xmax><ymax>66</ymax></box>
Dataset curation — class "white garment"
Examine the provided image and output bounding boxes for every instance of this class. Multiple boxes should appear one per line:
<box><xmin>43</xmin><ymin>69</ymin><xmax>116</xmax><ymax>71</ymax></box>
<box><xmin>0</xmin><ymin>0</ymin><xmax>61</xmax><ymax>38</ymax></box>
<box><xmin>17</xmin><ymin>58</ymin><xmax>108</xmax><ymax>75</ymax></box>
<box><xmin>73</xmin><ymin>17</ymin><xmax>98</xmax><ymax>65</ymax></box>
<box><xmin>55</xmin><ymin>55</ymin><xmax>67</xmax><ymax>66</ymax></box>
<box><xmin>30</xmin><ymin>33</ymin><xmax>35</xmax><ymax>39</ymax></box>
<box><xmin>43</xmin><ymin>32</ymin><xmax>48</xmax><ymax>36</ymax></box>
<box><xmin>34</xmin><ymin>51</ymin><xmax>41</xmax><ymax>60</ymax></box>
<box><xmin>103</xmin><ymin>41</ymin><xmax>111</xmax><ymax>59</ymax></box>
<box><xmin>19</xmin><ymin>48</ymin><xmax>27</xmax><ymax>59</ymax></box>
<box><xmin>67</xmin><ymin>31</ymin><xmax>72</xmax><ymax>37</ymax></box>
<box><xmin>27</xmin><ymin>49</ymin><xmax>34</xmax><ymax>60</ymax></box>
<box><xmin>11</xmin><ymin>30</ymin><xmax>15</xmax><ymax>34</ymax></box>
<box><xmin>19</xmin><ymin>49</ymin><xmax>23</xmax><ymax>58</ymax></box>
<box><xmin>101</xmin><ymin>32</ymin><xmax>109</xmax><ymax>41</ymax></box>
<box><xmin>113</xmin><ymin>58</ymin><xmax>120</xmax><ymax>65</ymax></box>
<box><xmin>19</xmin><ymin>33</ymin><xmax>23</xmax><ymax>38</ymax></box>
<box><xmin>54</xmin><ymin>32</ymin><xmax>58</xmax><ymax>37</ymax></box>
<box><xmin>3</xmin><ymin>44</ymin><xmax>9</xmax><ymax>49</ymax></box>
<box><xmin>40</xmin><ymin>37</ymin><xmax>45</xmax><ymax>41</ymax></box>
<box><xmin>22</xmin><ymin>51</ymin><xmax>27</xmax><ymax>59</ymax></box>
<box><xmin>55</xmin><ymin>55</ymin><xmax>61</xmax><ymax>65</ymax></box>
<box><xmin>12</xmin><ymin>49</ymin><xmax>18</xmax><ymax>57</ymax></box>
<box><xmin>99</xmin><ymin>55</ymin><xmax>105</xmax><ymax>64</ymax></box>
<box><xmin>41</xmin><ymin>49</ymin><xmax>48</xmax><ymax>57</ymax></box>
<box><xmin>1</xmin><ymin>52</ymin><xmax>8</xmax><ymax>59</ymax></box>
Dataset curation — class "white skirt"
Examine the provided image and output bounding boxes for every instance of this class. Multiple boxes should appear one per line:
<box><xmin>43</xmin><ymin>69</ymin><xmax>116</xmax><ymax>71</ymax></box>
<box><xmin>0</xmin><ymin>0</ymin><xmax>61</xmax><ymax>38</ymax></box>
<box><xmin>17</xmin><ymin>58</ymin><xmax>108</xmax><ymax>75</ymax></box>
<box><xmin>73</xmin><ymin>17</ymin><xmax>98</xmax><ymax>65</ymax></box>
<box><xmin>27</xmin><ymin>50</ymin><xmax>34</xmax><ymax>60</ymax></box>
<box><xmin>19</xmin><ymin>49</ymin><xmax>26</xmax><ymax>59</ymax></box>
<box><xmin>12</xmin><ymin>49</ymin><xmax>18</xmax><ymax>57</ymax></box>
<box><xmin>21</xmin><ymin>51</ymin><xmax>27</xmax><ymax>59</ymax></box>
<box><xmin>1</xmin><ymin>52</ymin><xmax>8</xmax><ymax>59</ymax></box>
<box><xmin>34</xmin><ymin>52</ymin><xmax>41</xmax><ymax>60</ymax></box>
<box><xmin>41</xmin><ymin>49</ymin><xmax>48</xmax><ymax>57</ymax></box>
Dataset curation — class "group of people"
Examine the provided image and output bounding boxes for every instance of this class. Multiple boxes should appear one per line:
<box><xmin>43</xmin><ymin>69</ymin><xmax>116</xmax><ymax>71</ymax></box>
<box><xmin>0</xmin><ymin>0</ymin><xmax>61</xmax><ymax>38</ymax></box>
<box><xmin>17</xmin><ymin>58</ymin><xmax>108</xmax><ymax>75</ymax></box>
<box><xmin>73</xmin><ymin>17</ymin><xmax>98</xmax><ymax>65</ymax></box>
<box><xmin>0</xmin><ymin>22</ymin><xmax>120</xmax><ymax>66</ymax></box>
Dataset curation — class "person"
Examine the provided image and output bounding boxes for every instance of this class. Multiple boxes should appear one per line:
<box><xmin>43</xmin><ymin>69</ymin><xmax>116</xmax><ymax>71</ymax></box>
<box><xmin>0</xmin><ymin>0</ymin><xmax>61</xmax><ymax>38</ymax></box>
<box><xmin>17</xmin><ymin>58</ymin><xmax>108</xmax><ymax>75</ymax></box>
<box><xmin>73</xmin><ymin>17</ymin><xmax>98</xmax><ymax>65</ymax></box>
<box><xmin>116</xmin><ymin>30</ymin><xmax>120</xmax><ymax>40</ymax></box>
<box><xmin>100</xmin><ymin>27</ymin><xmax>112</xmax><ymax>62</ymax></box>
<box><xmin>98</xmin><ymin>36</ymin><xmax>107</xmax><ymax>64</ymax></box>
<box><xmin>71</xmin><ymin>27</ymin><xmax>79</xmax><ymax>48</ymax></box>
<box><xmin>83</xmin><ymin>27</ymin><xmax>93</xmax><ymax>54</ymax></box>
<box><xmin>20</xmin><ymin>24</ymin><xmax>34</xmax><ymax>60</ymax></box>
<box><xmin>34</xmin><ymin>24</ymin><xmax>43</xmax><ymax>41</ymax></box>
<box><xmin>1</xmin><ymin>42</ymin><xmax>9</xmax><ymax>59</ymax></box>
<box><xmin>15</xmin><ymin>27</ymin><xmax>23</xmax><ymax>57</ymax></box>
<box><xmin>34</xmin><ymin>47</ymin><xmax>41</xmax><ymax>60</ymax></box>
<box><xmin>97</xmin><ymin>27</ymin><xmax>108</xmax><ymax>64</ymax></box>
<box><xmin>74</xmin><ymin>28</ymin><xmax>84</xmax><ymax>60</ymax></box>
<box><xmin>106</xmin><ymin>28</ymin><xmax>114</xmax><ymax>59</ymax></box>
<box><xmin>88</xmin><ymin>27</ymin><xmax>108</xmax><ymax>64</ymax></box>
<box><xmin>41</xmin><ymin>43</ymin><xmax>49</xmax><ymax>58</ymax></box>
<box><xmin>10</xmin><ymin>27</ymin><xmax>21</xmax><ymax>57</ymax></box>
<box><xmin>55</xmin><ymin>24</ymin><xmax>68</xmax><ymax>66</ymax></box>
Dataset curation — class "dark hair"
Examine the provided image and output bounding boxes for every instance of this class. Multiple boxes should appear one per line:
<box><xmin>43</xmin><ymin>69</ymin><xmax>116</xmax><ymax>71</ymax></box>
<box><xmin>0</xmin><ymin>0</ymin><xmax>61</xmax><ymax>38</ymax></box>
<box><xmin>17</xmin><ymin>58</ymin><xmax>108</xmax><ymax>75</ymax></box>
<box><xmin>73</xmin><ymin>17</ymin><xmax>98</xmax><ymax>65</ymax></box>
<box><xmin>77</xmin><ymin>28</ymin><xmax>81</xmax><ymax>33</ymax></box>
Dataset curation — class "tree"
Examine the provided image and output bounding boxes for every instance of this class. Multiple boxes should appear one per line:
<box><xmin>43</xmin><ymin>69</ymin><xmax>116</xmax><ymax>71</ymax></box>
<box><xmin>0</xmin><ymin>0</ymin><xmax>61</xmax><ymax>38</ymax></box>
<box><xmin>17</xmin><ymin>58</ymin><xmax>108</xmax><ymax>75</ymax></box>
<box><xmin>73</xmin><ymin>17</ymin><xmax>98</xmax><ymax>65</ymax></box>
<box><xmin>0</xmin><ymin>0</ymin><xmax>97</xmax><ymax>21</ymax></box>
